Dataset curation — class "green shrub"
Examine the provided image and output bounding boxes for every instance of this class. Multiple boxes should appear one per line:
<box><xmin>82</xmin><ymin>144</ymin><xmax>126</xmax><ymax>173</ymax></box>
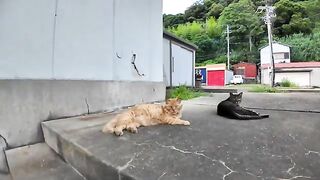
<box><xmin>280</xmin><ymin>78</ymin><xmax>297</xmax><ymax>87</ymax></box>
<box><xmin>167</xmin><ymin>85</ymin><xmax>206</xmax><ymax>100</ymax></box>
<box><xmin>249</xmin><ymin>85</ymin><xmax>278</xmax><ymax>93</ymax></box>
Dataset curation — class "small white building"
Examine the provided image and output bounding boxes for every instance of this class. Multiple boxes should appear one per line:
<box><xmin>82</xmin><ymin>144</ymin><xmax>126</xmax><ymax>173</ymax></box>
<box><xmin>261</xmin><ymin>62</ymin><xmax>320</xmax><ymax>87</ymax></box>
<box><xmin>163</xmin><ymin>31</ymin><xmax>197</xmax><ymax>87</ymax></box>
<box><xmin>260</xmin><ymin>42</ymin><xmax>291</xmax><ymax>64</ymax></box>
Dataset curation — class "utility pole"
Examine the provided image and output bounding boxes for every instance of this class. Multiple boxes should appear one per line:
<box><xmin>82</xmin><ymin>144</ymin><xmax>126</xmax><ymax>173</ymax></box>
<box><xmin>257</xmin><ymin>1</ymin><xmax>276</xmax><ymax>87</ymax></box>
<box><xmin>226</xmin><ymin>25</ymin><xmax>230</xmax><ymax>70</ymax></box>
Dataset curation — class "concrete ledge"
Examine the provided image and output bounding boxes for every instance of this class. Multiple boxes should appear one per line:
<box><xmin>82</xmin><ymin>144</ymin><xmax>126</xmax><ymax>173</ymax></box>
<box><xmin>200</xmin><ymin>87</ymin><xmax>237</xmax><ymax>93</ymax></box>
<box><xmin>277</xmin><ymin>88</ymin><xmax>320</xmax><ymax>93</ymax></box>
<box><xmin>5</xmin><ymin>143</ymin><xmax>85</xmax><ymax>180</ymax></box>
<box><xmin>0</xmin><ymin>80</ymin><xmax>165</xmax><ymax>148</ymax></box>
<box><xmin>42</xmin><ymin>95</ymin><xmax>320</xmax><ymax>180</ymax></box>
<box><xmin>42</xmin><ymin>113</ymin><xmax>129</xmax><ymax>180</ymax></box>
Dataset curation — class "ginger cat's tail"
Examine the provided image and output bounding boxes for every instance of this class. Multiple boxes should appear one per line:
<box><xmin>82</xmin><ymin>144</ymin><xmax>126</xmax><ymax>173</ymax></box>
<box><xmin>102</xmin><ymin>119</ymin><xmax>116</xmax><ymax>134</ymax></box>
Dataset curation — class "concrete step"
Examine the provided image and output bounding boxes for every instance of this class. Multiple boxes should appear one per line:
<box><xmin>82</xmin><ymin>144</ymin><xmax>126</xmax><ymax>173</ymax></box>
<box><xmin>42</xmin><ymin>113</ymin><xmax>132</xmax><ymax>180</ymax></box>
<box><xmin>41</xmin><ymin>99</ymin><xmax>320</xmax><ymax>180</ymax></box>
<box><xmin>5</xmin><ymin>143</ymin><xmax>85</xmax><ymax>180</ymax></box>
<box><xmin>41</xmin><ymin>110</ymin><xmax>247</xmax><ymax>180</ymax></box>
<box><xmin>42</xmin><ymin>111</ymin><xmax>230</xmax><ymax>180</ymax></box>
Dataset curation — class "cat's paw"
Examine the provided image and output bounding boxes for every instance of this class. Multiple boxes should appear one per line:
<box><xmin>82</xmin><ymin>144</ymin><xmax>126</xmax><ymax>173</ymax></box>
<box><xmin>127</xmin><ymin>127</ymin><xmax>138</xmax><ymax>134</ymax></box>
<box><xmin>114</xmin><ymin>131</ymin><xmax>124</xmax><ymax>136</ymax></box>
<box><xmin>183</xmin><ymin>121</ymin><xmax>190</xmax><ymax>126</ymax></box>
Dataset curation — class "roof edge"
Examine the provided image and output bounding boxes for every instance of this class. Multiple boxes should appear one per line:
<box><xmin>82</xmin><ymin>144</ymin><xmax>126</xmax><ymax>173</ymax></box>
<box><xmin>258</xmin><ymin>41</ymin><xmax>291</xmax><ymax>50</ymax></box>
<box><xmin>163</xmin><ymin>30</ymin><xmax>198</xmax><ymax>50</ymax></box>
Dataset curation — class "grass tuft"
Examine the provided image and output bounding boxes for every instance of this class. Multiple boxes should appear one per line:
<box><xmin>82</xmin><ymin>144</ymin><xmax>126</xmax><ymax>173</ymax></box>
<box><xmin>167</xmin><ymin>85</ymin><xmax>206</xmax><ymax>100</ymax></box>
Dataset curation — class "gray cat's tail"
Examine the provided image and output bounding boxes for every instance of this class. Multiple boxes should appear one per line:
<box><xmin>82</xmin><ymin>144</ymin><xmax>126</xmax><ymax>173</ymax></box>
<box><xmin>233</xmin><ymin>112</ymin><xmax>269</xmax><ymax>120</ymax></box>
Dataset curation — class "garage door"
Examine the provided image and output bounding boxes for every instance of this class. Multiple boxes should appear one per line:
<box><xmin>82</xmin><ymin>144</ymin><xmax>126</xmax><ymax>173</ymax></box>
<box><xmin>275</xmin><ymin>72</ymin><xmax>310</xmax><ymax>87</ymax></box>
<box><xmin>207</xmin><ymin>70</ymin><xmax>225</xmax><ymax>86</ymax></box>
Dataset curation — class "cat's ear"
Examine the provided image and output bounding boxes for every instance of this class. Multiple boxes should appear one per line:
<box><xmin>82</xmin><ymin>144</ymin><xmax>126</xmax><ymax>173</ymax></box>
<box><xmin>165</xmin><ymin>99</ymin><xmax>171</xmax><ymax>104</ymax></box>
<box><xmin>176</xmin><ymin>98</ymin><xmax>182</xmax><ymax>104</ymax></box>
<box><xmin>229</xmin><ymin>92</ymin><xmax>233</xmax><ymax>96</ymax></box>
<box><xmin>239</xmin><ymin>92</ymin><xmax>243</xmax><ymax>96</ymax></box>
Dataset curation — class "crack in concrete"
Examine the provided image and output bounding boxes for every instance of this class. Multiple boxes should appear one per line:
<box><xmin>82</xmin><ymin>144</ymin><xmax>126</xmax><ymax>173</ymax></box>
<box><xmin>117</xmin><ymin>151</ymin><xmax>144</xmax><ymax>180</ymax></box>
<box><xmin>156</xmin><ymin>142</ymin><xmax>240</xmax><ymax>180</ymax></box>
<box><xmin>287</xmin><ymin>133</ymin><xmax>320</xmax><ymax>157</ymax></box>
<box><xmin>277</xmin><ymin>175</ymin><xmax>312</xmax><ymax>180</ymax></box>
<box><xmin>0</xmin><ymin>134</ymin><xmax>9</xmax><ymax>149</ymax></box>
<box><xmin>157</xmin><ymin>171</ymin><xmax>167</xmax><ymax>180</ymax></box>
<box><xmin>117</xmin><ymin>157</ymin><xmax>135</xmax><ymax>172</ymax></box>
<box><xmin>194</xmin><ymin>151</ymin><xmax>216</xmax><ymax>163</ymax></box>
<box><xmin>156</xmin><ymin>142</ymin><xmax>193</xmax><ymax>154</ymax></box>
<box><xmin>219</xmin><ymin>160</ymin><xmax>237</xmax><ymax>180</ymax></box>
<box><xmin>286</xmin><ymin>156</ymin><xmax>296</xmax><ymax>175</ymax></box>
<box><xmin>85</xmin><ymin>98</ymin><xmax>90</xmax><ymax>114</ymax></box>
<box><xmin>305</xmin><ymin>150</ymin><xmax>320</xmax><ymax>156</ymax></box>
<box><xmin>246</xmin><ymin>171</ymin><xmax>262</xmax><ymax>179</ymax></box>
<box><xmin>138</xmin><ymin>141</ymin><xmax>316</xmax><ymax>180</ymax></box>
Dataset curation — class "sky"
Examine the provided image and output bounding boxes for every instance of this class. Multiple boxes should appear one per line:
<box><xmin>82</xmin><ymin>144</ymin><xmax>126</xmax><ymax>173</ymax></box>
<box><xmin>163</xmin><ymin>0</ymin><xmax>198</xmax><ymax>15</ymax></box>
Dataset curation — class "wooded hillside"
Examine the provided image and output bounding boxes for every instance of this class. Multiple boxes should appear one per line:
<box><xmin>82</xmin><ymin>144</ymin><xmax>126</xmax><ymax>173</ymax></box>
<box><xmin>163</xmin><ymin>0</ymin><xmax>320</xmax><ymax>65</ymax></box>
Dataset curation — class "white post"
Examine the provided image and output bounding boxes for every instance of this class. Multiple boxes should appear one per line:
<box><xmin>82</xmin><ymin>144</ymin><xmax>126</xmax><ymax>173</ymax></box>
<box><xmin>257</xmin><ymin>3</ymin><xmax>276</xmax><ymax>87</ymax></box>
<box><xmin>266</xmin><ymin>6</ymin><xmax>275</xmax><ymax>87</ymax></box>
<box><xmin>227</xmin><ymin>25</ymin><xmax>230</xmax><ymax>70</ymax></box>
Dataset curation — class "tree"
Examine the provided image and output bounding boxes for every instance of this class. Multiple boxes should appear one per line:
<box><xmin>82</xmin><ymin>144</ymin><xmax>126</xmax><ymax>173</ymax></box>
<box><xmin>274</xmin><ymin>0</ymin><xmax>314</xmax><ymax>36</ymax></box>
<box><xmin>218</xmin><ymin>0</ymin><xmax>264</xmax><ymax>50</ymax></box>
<box><xmin>184</xmin><ymin>1</ymin><xmax>207</xmax><ymax>22</ymax></box>
<box><xmin>163</xmin><ymin>14</ymin><xmax>186</xmax><ymax>28</ymax></box>
<box><xmin>168</xmin><ymin>21</ymin><xmax>204</xmax><ymax>41</ymax></box>
<box><xmin>206</xmin><ymin>3</ymin><xmax>224</xmax><ymax>19</ymax></box>
<box><xmin>205</xmin><ymin>17</ymin><xmax>222</xmax><ymax>38</ymax></box>
<box><xmin>277</xmin><ymin>32</ymin><xmax>320</xmax><ymax>61</ymax></box>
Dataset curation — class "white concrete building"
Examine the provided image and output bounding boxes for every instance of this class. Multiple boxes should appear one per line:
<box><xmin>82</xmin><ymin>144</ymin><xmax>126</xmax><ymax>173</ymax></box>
<box><xmin>0</xmin><ymin>0</ymin><xmax>164</xmax><ymax>151</ymax></box>
<box><xmin>260</xmin><ymin>42</ymin><xmax>291</xmax><ymax>64</ymax></box>
<box><xmin>163</xmin><ymin>31</ymin><xmax>197</xmax><ymax>87</ymax></box>
<box><xmin>261</xmin><ymin>62</ymin><xmax>320</xmax><ymax>87</ymax></box>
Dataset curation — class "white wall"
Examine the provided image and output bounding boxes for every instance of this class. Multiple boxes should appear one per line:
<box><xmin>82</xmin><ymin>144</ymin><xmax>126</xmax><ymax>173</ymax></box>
<box><xmin>113</xmin><ymin>0</ymin><xmax>163</xmax><ymax>82</ymax></box>
<box><xmin>0</xmin><ymin>0</ymin><xmax>163</xmax><ymax>82</ymax></box>
<box><xmin>310</xmin><ymin>69</ymin><xmax>320</xmax><ymax>87</ymax></box>
<box><xmin>0</xmin><ymin>0</ymin><xmax>56</xmax><ymax>79</ymax></box>
<box><xmin>260</xmin><ymin>43</ymin><xmax>290</xmax><ymax>65</ymax></box>
<box><xmin>171</xmin><ymin>43</ymin><xmax>194</xmax><ymax>86</ymax></box>
<box><xmin>163</xmin><ymin>39</ymin><xmax>171</xmax><ymax>86</ymax></box>
<box><xmin>275</xmin><ymin>71</ymin><xmax>311</xmax><ymax>87</ymax></box>
<box><xmin>261</xmin><ymin>69</ymin><xmax>271</xmax><ymax>85</ymax></box>
<box><xmin>53</xmin><ymin>0</ymin><xmax>114</xmax><ymax>80</ymax></box>
<box><xmin>225</xmin><ymin>70</ymin><xmax>234</xmax><ymax>84</ymax></box>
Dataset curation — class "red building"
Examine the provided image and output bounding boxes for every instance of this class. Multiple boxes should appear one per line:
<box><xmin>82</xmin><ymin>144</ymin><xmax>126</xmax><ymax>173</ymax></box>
<box><xmin>233</xmin><ymin>62</ymin><xmax>257</xmax><ymax>79</ymax></box>
<box><xmin>206</xmin><ymin>64</ymin><xmax>233</xmax><ymax>86</ymax></box>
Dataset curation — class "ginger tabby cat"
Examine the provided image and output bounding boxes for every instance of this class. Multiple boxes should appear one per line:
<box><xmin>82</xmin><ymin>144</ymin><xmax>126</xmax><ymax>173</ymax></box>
<box><xmin>102</xmin><ymin>98</ymin><xmax>190</xmax><ymax>136</ymax></box>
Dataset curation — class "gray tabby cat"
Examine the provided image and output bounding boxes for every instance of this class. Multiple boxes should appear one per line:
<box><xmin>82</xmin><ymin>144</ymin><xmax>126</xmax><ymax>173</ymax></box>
<box><xmin>217</xmin><ymin>92</ymin><xmax>269</xmax><ymax>120</ymax></box>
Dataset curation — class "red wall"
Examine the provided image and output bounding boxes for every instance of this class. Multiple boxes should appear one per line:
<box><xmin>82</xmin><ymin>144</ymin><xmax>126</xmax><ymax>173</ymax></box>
<box><xmin>233</xmin><ymin>63</ymin><xmax>257</xmax><ymax>78</ymax></box>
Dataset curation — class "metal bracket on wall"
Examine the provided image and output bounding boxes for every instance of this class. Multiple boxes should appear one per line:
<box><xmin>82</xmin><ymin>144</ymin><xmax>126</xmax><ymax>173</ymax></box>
<box><xmin>131</xmin><ymin>53</ymin><xmax>145</xmax><ymax>76</ymax></box>
<box><xmin>116</xmin><ymin>52</ymin><xmax>122</xmax><ymax>59</ymax></box>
